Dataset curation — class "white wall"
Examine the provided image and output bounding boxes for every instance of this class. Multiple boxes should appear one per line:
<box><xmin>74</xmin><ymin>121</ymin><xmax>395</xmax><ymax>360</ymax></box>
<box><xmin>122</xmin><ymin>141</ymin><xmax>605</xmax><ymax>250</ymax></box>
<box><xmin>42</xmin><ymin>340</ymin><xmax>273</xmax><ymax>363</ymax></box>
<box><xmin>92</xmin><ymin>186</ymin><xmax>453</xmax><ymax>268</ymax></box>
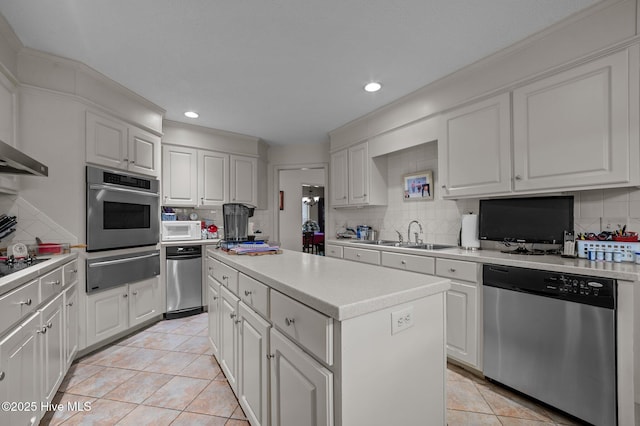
<box><xmin>279</xmin><ymin>168</ymin><xmax>325</xmax><ymax>251</ymax></box>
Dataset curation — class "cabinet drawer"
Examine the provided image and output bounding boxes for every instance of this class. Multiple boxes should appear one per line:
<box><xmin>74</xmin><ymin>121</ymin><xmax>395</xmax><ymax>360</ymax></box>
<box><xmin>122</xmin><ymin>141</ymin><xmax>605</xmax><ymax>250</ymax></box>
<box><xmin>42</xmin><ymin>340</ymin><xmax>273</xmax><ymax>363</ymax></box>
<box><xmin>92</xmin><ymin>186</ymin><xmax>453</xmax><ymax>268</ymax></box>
<box><xmin>209</xmin><ymin>258</ymin><xmax>239</xmax><ymax>295</ymax></box>
<box><xmin>381</xmin><ymin>252</ymin><xmax>435</xmax><ymax>274</ymax></box>
<box><xmin>0</xmin><ymin>279</ymin><xmax>38</xmax><ymax>334</ymax></box>
<box><xmin>436</xmin><ymin>259</ymin><xmax>477</xmax><ymax>282</ymax></box>
<box><xmin>343</xmin><ymin>247</ymin><xmax>380</xmax><ymax>265</ymax></box>
<box><xmin>238</xmin><ymin>273</ymin><xmax>269</xmax><ymax>318</ymax></box>
<box><xmin>325</xmin><ymin>244</ymin><xmax>343</xmax><ymax>258</ymax></box>
<box><xmin>40</xmin><ymin>267</ymin><xmax>64</xmax><ymax>302</ymax></box>
<box><xmin>270</xmin><ymin>291</ymin><xmax>333</xmax><ymax>365</ymax></box>
<box><xmin>63</xmin><ymin>260</ymin><xmax>79</xmax><ymax>287</ymax></box>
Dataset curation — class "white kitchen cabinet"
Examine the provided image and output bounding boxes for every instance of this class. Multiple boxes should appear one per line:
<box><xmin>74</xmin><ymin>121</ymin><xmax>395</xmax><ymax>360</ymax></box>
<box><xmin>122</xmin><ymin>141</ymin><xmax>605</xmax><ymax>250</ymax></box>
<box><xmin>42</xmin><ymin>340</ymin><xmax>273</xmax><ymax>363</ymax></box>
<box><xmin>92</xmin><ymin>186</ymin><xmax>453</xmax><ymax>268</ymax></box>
<box><xmin>162</xmin><ymin>144</ymin><xmax>198</xmax><ymax>206</ymax></box>
<box><xmin>207</xmin><ymin>275</ymin><xmax>221</xmax><ymax>358</ymax></box>
<box><xmin>238</xmin><ymin>301</ymin><xmax>270</xmax><ymax>426</ymax></box>
<box><xmin>436</xmin><ymin>258</ymin><xmax>479</xmax><ymax>368</ymax></box>
<box><xmin>513</xmin><ymin>47</ymin><xmax>638</xmax><ymax>192</ymax></box>
<box><xmin>198</xmin><ymin>150</ymin><xmax>229</xmax><ymax>206</ymax></box>
<box><xmin>325</xmin><ymin>244</ymin><xmax>343</xmax><ymax>259</ymax></box>
<box><xmin>220</xmin><ymin>285</ymin><xmax>240</xmax><ymax>392</ymax></box>
<box><xmin>270</xmin><ymin>328</ymin><xmax>333</xmax><ymax>426</ymax></box>
<box><xmin>330</xmin><ymin>141</ymin><xmax>387</xmax><ymax>207</ymax></box>
<box><xmin>330</xmin><ymin>149</ymin><xmax>348</xmax><ymax>206</ymax></box>
<box><xmin>438</xmin><ymin>93</ymin><xmax>512</xmax><ymax>198</ymax></box>
<box><xmin>0</xmin><ymin>279</ymin><xmax>38</xmax><ymax>335</ymax></box>
<box><xmin>40</xmin><ymin>293</ymin><xmax>64</xmax><ymax>406</ymax></box>
<box><xmin>128</xmin><ymin>277</ymin><xmax>161</xmax><ymax>328</ymax></box>
<box><xmin>230</xmin><ymin>154</ymin><xmax>258</xmax><ymax>206</ymax></box>
<box><xmin>63</xmin><ymin>283</ymin><xmax>78</xmax><ymax>369</ymax></box>
<box><xmin>343</xmin><ymin>246</ymin><xmax>380</xmax><ymax>266</ymax></box>
<box><xmin>0</xmin><ymin>313</ymin><xmax>40</xmax><ymax>426</ymax></box>
<box><xmin>85</xmin><ymin>286</ymin><xmax>129</xmax><ymax>347</ymax></box>
<box><xmin>86</xmin><ymin>111</ymin><xmax>160</xmax><ymax>177</ymax></box>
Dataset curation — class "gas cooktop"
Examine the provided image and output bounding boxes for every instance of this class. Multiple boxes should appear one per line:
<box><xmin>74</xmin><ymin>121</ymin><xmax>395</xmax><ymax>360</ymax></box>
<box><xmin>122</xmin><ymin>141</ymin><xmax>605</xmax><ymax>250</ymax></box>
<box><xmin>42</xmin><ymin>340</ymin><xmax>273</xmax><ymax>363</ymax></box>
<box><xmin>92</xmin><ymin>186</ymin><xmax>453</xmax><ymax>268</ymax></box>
<box><xmin>0</xmin><ymin>255</ymin><xmax>45</xmax><ymax>277</ymax></box>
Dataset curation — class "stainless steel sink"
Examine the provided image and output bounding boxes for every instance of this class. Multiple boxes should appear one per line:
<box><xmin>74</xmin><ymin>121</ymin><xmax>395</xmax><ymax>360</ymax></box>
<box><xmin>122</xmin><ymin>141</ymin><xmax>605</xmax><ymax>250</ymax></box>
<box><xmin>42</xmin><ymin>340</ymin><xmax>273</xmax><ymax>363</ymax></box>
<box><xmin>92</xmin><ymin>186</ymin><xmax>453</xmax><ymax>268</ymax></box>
<box><xmin>350</xmin><ymin>240</ymin><xmax>400</xmax><ymax>245</ymax></box>
<box><xmin>351</xmin><ymin>240</ymin><xmax>455</xmax><ymax>250</ymax></box>
<box><xmin>403</xmin><ymin>243</ymin><xmax>455</xmax><ymax>250</ymax></box>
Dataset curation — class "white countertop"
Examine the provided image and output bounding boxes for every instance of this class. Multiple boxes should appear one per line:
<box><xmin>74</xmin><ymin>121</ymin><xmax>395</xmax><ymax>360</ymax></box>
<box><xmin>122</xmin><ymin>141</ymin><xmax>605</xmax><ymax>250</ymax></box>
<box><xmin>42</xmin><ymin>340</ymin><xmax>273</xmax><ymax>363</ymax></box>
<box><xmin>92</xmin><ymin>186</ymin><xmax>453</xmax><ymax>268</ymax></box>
<box><xmin>208</xmin><ymin>248</ymin><xmax>450</xmax><ymax>321</ymax></box>
<box><xmin>328</xmin><ymin>239</ymin><xmax>640</xmax><ymax>282</ymax></box>
<box><xmin>0</xmin><ymin>253</ymin><xmax>78</xmax><ymax>296</ymax></box>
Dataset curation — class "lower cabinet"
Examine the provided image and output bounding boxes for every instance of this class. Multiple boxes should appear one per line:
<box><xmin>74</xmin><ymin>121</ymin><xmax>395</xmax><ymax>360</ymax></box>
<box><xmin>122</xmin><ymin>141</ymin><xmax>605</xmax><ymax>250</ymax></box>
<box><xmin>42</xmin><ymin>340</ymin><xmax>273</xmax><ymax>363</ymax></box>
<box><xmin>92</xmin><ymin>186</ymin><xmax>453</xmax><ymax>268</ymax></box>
<box><xmin>40</xmin><ymin>293</ymin><xmax>65</xmax><ymax>406</ymax></box>
<box><xmin>64</xmin><ymin>284</ymin><xmax>79</xmax><ymax>369</ymax></box>
<box><xmin>86</xmin><ymin>277</ymin><xmax>161</xmax><ymax>347</ymax></box>
<box><xmin>207</xmin><ymin>276</ymin><xmax>221</xmax><ymax>358</ymax></box>
<box><xmin>238</xmin><ymin>301</ymin><xmax>270</xmax><ymax>426</ymax></box>
<box><xmin>0</xmin><ymin>313</ymin><xmax>40</xmax><ymax>426</ymax></box>
<box><xmin>270</xmin><ymin>328</ymin><xmax>333</xmax><ymax>426</ymax></box>
<box><xmin>219</xmin><ymin>285</ymin><xmax>240</xmax><ymax>392</ymax></box>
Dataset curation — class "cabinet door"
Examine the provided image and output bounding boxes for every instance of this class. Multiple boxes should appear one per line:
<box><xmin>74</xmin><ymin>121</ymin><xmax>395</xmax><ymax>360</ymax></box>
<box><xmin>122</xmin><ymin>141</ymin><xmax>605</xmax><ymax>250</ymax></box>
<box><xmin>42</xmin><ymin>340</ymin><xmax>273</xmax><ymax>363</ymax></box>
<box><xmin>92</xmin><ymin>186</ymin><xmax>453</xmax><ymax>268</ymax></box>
<box><xmin>207</xmin><ymin>276</ymin><xmax>221</xmax><ymax>358</ymax></box>
<box><xmin>199</xmin><ymin>150</ymin><xmax>229</xmax><ymax>206</ymax></box>
<box><xmin>0</xmin><ymin>314</ymin><xmax>41</xmax><ymax>426</ymax></box>
<box><xmin>86</xmin><ymin>111</ymin><xmax>128</xmax><ymax>170</ymax></box>
<box><xmin>86</xmin><ymin>286</ymin><xmax>129</xmax><ymax>347</ymax></box>
<box><xmin>348</xmin><ymin>142</ymin><xmax>369</xmax><ymax>204</ymax></box>
<box><xmin>40</xmin><ymin>294</ymin><xmax>65</xmax><ymax>405</ymax></box>
<box><xmin>438</xmin><ymin>93</ymin><xmax>512</xmax><ymax>198</ymax></box>
<box><xmin>129</xmin><ymin>277</ymin><xmax>160</xmax><ymax>327</ymax></box>
<box><xmin>64</xmin><ymin>284</ymin><xmax>79</xmax><ymax>369</ymax></box>
<box><xmin>128</xmin><ymin>126</ymin><xmax>160</xmax><ymax>177</ymax></box>
<box><xmin>0</xmin><ymin>73</ymin><xmax>18</xmax><ymax>194</ymax></box>
<box><xmin>513</xmin><ymin>48</ymin><xmax>636</xmax><ymax>191</ymax></box>
<box><xmin>446</xmin><ymin>281</ymin><xmax>477</xmax><ymax>367</ymax></box>
<box><xmin>230</xmin><ymin>155</ymin><xmax>258</xmax><ymax>206</ymax></box>
<box><xmin>162</xmin><ymin>145</ymin><xmax>198</xmax><ymax>206</ymax></box>
<box><xmin>270</xmin><ymin>328</ymin><xmax>333</xmax><ymax>426</ymax></box>
<box><xmin>330</xmin><ymin>149</ymin><xmax>348</xmax><ymax>206</ymax></box>
<box><xmin>238</xmin><ymin>302</ymin><xmax>270</xmax><ymax>426</ymax></box>
<box><xmin>220</xmin><ymin>285</ymin><xmax>240</xmax><ymax>392</ymax></box>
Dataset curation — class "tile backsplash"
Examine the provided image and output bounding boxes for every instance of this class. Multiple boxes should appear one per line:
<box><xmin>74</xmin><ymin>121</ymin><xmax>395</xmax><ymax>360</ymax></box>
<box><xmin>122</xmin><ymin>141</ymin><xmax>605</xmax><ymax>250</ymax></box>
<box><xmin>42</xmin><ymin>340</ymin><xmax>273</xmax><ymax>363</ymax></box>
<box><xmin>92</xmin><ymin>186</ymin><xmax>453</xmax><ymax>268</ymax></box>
<box><xmin>331</xmin><ymin>142</ymin><xmax>640</xmax><ymax>246</ymax></box>
<box><xmin>0</xmin><ymin>195</ymin><xmax>77</xmax><ymax>246</ymax></box>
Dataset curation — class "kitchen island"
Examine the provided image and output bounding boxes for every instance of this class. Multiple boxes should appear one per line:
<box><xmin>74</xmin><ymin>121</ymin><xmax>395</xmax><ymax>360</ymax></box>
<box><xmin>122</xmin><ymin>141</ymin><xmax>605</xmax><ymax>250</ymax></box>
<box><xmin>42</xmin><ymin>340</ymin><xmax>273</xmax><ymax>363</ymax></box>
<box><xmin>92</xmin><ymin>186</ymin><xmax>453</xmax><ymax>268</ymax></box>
<box><xmin>206</xmin><ymin>248</ymin><xmax>450</xmax><ymax>426</ymax></box>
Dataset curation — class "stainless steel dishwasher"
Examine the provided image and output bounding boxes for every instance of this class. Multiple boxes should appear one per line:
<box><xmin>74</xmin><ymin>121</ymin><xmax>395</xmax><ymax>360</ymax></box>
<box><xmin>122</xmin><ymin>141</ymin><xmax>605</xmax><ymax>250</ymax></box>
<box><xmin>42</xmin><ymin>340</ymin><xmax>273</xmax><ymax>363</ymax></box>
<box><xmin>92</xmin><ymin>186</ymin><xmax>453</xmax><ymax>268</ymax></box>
<box><xmin>165</xmin><ymin>245</ymin><xmax>203</xmax><ymax>319</ymax></box>
<box><xmin>483</xmin><ymin>264</ymin><xmax>616</xmax><ymax>426</ymax></box>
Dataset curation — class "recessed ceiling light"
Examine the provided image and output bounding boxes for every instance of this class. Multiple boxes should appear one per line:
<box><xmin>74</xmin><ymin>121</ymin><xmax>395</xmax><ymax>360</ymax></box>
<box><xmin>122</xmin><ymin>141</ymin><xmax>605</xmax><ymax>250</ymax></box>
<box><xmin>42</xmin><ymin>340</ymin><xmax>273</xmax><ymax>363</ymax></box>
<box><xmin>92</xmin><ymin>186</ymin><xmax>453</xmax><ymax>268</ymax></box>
<box><xmin>364</xmin><ymin>82</ymin><xmax>382</xmax><ymax>93</ymax></box>
<box><xmin>184</xmin><ymin>111</ymin><xmax>199</xmax><ymax>118</ymax></box>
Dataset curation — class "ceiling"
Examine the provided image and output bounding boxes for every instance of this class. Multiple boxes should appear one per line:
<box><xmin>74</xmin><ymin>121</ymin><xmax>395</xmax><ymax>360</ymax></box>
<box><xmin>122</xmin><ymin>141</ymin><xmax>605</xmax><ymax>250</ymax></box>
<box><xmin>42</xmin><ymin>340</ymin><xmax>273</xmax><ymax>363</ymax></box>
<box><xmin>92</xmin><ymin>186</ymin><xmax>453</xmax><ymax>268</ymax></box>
<box><xmin>0</xmin><ymin>0</ymin><xmax>599</xmax><ymax>146</ymax></box>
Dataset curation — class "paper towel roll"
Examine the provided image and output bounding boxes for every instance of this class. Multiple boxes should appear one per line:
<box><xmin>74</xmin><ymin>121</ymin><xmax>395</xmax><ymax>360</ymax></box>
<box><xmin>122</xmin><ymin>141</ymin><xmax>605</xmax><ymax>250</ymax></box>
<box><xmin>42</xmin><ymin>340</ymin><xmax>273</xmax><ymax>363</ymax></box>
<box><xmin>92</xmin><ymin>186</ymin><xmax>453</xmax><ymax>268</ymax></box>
<box><xmin>461</xmin><ymin>214</ymin><xmax>480</xmax><ymax>249</ymax></box>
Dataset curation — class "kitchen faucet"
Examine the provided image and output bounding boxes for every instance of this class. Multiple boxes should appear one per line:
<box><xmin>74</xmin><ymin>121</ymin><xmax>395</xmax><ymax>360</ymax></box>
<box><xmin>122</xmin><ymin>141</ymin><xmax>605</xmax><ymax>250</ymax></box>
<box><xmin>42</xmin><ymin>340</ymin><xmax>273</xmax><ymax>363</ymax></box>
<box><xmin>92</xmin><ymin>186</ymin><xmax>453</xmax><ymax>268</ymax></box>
<box><xmin>394</xmin><ymin>229</ymin><xmax>403</xmax><ymax>244</ymax></box>
<box><xmin>407</xmin><ymin>220</ymin><xmax>423</xmax><ymax>244</ymax></box>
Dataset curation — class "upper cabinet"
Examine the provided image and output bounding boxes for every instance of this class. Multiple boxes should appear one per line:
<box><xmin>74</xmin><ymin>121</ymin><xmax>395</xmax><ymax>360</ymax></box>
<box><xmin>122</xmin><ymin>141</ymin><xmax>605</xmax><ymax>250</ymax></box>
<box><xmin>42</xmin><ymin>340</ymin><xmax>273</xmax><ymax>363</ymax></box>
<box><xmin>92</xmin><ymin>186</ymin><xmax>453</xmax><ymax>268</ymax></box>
<box><xmin>86</xmin><ymin>111</ymin><xmax>160</xmax><ymax>177</ymax></box>
<box><xmin>330</xmin><ymin>141</ymin><xmax>387</xmax><ymax>207</ymax></box>
<box><xmin>438</xmin><ymin>93</ymin><xmax>512</xmax><ymax>198</ymax></box>
<box><xmin>162</xmin><ymin>144</ymin><xmax>259</xmax><ymax>208</ymax></box>
<box><xmin>0</xmin><ymin>72</ymin><xmax>18</xmax><ymax>194</ymax></box>
<box><xmin>512</xmin><ymin>47</ymin><xmax>638</xmax><ymax>192</ymax></box>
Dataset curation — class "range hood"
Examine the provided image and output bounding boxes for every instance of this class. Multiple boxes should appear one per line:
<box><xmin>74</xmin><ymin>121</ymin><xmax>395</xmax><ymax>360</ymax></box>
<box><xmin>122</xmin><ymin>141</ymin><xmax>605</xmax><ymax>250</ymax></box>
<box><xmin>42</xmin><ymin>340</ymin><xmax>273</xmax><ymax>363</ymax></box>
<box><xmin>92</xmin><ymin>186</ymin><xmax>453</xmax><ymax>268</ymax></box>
<box><xmin>0</xmin><ymin>139</ymin><xmax>48</xmax><ymax>176</ymax></box>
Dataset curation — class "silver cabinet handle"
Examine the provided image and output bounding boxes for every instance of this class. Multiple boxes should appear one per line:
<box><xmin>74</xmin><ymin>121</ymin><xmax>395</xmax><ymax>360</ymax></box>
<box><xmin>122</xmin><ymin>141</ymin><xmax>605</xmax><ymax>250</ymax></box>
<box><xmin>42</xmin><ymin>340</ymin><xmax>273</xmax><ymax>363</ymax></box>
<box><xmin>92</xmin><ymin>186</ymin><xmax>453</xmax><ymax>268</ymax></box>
<box><xmin>514</xmin><ymin>175</ymin><xmax>522</xmax><ymax>180</ymax></box>
<box><xmin>123</xmin><ymin>158</ymin><xmax>129</xmax><ymax>162</ymax></box>
<box><xmin>132</xmin><ymin>291</ymin><xmax>138</xmax><ymax>296</ymax></box>
<box><xmin>356</xmin><ymin>253</ymin><xmax>361</xmax><ymax>257</ymax></box>
<box><xmin>244</xmin><ymin>290</ymin><xmax>252</xmax><ymax>296</ymax></box>
<box><xmin>20</xmin><ymin>298</ymin><xmax>32</xmax><ymax>306</ymax></box>
<box><xmin>46</xmin><ymin>280</ymin><xmax>61</xmax><ymax>286</ymax></box>
<box><xmin>67</xmin><ymin>302</ymin><xmax>74</xmax><ymax>307</ymax></box>
<box><xmin>266</xmin><ymin>354</ymin><xmax>275</xmax><ymax>359</ymax></box>
<box><xmin>230</xmin><ymin>312</ymin><xmax>237</xmax><ymax>319</ymax></box>
<box><xmin>123</xmin><ymin>294</ymin><xmax>128</xmax><ymax>298</ymax></box>
<box><xmin>130</xmin><ymin>160</ymin><xmax>135</xmax><ymax>164</ymax></box>
<box><xmin>222</xmin><ymin>275</ymin><xmax>229</xmax><ymax>280</ymax></box>
<box><xmin>441</xmin><ymin>184</ymin><xmax>447</xmax><ymax>189</ymax></box>
<box><xmin>37</xmin><ymin>326</ymin><xmax>47</xmax><ymax>334</ymax></box>
<box><xmin>285</xmin><ymin>317</ymin><xmax>295</xmax><ymax>326</ymax></box>
<box><xmin>449</xmin><ymin>268</ymin><xmax>456</xmax><ymax>273</ymax></box>
<box><xmin>212</xmin><ymin>296</ymin><xmax>218</xmax><ymax>300</ymax></box>
<box><xmin>0</xmin><ymin>371</ymin><xmax>4</xmax><ymax>380</ymax></box>
<box><xmin>401</xmin><ymin>260</ymin><xmax>406</xmax><ymax>265</ymax></box>
<box><xmin>234</xmin><ymin>319</ymin><xmax>241</xmax><ymax>324</ymax></box>
<box><xmin>46</xmin><ymin>321</ymin><xmax>53</xmax><ymax>329</ymax></box>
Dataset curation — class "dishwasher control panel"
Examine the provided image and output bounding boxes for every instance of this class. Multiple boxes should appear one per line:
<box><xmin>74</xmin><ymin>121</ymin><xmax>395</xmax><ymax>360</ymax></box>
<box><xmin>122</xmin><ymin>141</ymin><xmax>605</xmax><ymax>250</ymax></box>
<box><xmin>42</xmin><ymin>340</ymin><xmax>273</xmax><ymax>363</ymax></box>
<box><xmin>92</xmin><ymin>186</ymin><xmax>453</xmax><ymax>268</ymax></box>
<box><xmin>483</xmin><ymin>265</ymin><xmax>616</xmax><ymax>309</ymax></box>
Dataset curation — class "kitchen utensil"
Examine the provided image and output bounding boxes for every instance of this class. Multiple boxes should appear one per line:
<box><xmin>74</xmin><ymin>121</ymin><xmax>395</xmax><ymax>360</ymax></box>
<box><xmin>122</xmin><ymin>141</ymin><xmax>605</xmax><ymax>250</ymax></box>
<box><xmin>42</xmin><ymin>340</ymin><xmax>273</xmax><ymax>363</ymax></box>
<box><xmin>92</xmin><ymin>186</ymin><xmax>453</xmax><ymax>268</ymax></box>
<box><xmin>8</xmin><ymin>243</ymin><xmax>27</xmax><ymax>257</ymax></box>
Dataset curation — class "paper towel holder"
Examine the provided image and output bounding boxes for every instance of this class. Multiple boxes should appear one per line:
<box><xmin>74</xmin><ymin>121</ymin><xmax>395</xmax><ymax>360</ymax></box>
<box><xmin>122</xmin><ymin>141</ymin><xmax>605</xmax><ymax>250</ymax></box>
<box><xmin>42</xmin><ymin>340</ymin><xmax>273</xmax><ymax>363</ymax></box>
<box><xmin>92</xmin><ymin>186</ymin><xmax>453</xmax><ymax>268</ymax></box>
<box><xmin>461</xmin><ymin>213</ymin><xmax>481</xmax><ymax>250</ymax></box>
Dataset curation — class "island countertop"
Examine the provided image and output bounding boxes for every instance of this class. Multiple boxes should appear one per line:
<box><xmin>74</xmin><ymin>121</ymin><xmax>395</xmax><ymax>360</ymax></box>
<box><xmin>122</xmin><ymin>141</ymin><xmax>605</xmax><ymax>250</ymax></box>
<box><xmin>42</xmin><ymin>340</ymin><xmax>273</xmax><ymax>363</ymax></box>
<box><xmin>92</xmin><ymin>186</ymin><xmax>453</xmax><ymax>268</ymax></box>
<box><xmin>207</xmin><ymin>248</ymin><xmax>450</xmax><ymax>321</ymax></box>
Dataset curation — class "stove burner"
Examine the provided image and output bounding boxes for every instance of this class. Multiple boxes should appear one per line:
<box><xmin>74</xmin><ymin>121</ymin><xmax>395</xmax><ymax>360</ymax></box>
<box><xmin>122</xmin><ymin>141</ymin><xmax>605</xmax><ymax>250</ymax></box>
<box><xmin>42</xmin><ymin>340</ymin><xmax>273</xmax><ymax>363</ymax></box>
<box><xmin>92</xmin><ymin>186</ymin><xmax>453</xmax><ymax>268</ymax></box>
<box><xmin>0</xmin><ymin>255</ymin><xmax>45</xmax><ymax>277</ymax></box>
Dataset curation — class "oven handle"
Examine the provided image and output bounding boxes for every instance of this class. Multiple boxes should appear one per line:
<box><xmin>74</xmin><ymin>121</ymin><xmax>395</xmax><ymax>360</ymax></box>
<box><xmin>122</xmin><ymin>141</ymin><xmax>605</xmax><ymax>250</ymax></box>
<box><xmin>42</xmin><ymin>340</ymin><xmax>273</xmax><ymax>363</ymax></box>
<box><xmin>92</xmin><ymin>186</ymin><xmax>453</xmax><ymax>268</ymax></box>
<box><xmin>88</xmin><ymin>252</ymin><xmax>160</xmax><ymax>268</ymax></box>
<box><xmin>89</xmin><ymin>183</ymin><xmax>160</xmax><ymax>198</ymax></box>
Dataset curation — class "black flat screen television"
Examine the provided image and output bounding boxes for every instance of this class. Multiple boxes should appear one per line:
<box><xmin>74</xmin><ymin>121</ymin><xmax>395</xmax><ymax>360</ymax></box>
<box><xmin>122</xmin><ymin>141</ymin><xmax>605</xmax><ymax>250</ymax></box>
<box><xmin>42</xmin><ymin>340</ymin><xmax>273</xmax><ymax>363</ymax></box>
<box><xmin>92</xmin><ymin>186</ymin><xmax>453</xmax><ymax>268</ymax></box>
<box><xmin>478</xmin><ymin>196</ymin><xmax>574</xmax><ymax>245</ymax></box>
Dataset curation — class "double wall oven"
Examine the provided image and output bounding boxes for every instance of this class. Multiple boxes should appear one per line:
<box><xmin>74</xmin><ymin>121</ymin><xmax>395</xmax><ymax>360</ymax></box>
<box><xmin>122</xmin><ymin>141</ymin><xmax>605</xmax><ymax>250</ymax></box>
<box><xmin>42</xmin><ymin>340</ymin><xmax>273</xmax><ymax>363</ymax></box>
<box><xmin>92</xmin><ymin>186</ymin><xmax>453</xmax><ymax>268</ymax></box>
<box><xmin>86</xmin><ymin>166</ymin><xmax>160</xmax><ymax>293</ymax></box>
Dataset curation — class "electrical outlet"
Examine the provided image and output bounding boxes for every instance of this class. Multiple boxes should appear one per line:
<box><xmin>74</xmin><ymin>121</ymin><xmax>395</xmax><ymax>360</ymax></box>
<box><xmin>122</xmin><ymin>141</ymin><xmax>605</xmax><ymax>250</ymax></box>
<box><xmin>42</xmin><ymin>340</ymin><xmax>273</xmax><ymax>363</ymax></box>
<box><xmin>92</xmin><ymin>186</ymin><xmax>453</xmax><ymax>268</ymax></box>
<box><xmin>391</xmin><ymin>307</ymin><xmax>414</xmax><ymax>335</ymax></box>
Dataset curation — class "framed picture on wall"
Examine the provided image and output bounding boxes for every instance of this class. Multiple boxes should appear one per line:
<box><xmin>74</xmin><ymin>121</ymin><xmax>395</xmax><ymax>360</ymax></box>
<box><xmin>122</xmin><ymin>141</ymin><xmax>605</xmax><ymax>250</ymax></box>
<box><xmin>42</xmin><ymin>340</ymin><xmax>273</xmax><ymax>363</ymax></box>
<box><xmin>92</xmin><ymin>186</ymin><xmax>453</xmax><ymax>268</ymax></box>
<box><xmin>402</xmin><ymin>170</ymin><xmax>433</xmax><ymax>201</ymax></box>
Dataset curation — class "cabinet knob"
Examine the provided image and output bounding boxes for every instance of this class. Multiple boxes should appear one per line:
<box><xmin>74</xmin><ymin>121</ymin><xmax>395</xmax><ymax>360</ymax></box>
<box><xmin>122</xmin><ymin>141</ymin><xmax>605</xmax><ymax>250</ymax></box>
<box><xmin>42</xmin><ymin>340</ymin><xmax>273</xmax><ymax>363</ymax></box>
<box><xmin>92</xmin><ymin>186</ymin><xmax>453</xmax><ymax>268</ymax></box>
<box><xmin>212</xmin><ymin>296</ymin><xmax>218</xmax><ymax>300</ymax></box>
<box><xmin>201</xmin><ymin>197</ymin><xmax>204</xmax><ymax>203</ymax></box>
<box><xmin>46</xmin><ymin>321</ymin><xmax>53</xmax><ymax>329</ymax></box>
<box><xmin>342</xmin><ymin>196</ymin><xmax>347</xmax><ymax>200</ymax></box>
<box><xmin>230</xmin><ymin>312</ymin><xmax>237</xmax><ymax>319</ymax></box>
<box><xmin>234</xmin><ymin>319</ymin><xmax>241</xmax><ymax>324</ymax></box>
<box><xmin>285</xmin><ymin>317</ymin><xmax>295</xmax><ymax>326</ymax></box>
<box><xmin>356</xmin><ymin>253</ymin><xmax>361</xmax><ymax>257</ymax></box>
<box><xmin>123</xmin><ymin>158</ymin><xmax>129</xmax><ymax>163</ymax></box>
<box><xmin>72</xmin><ymin>269</ymin><xmax>78</xmax><ymax>273</ymax></box>
<box><xmin>244</xmin><ymin>290</ymin><xmax>252</xmax><ymax>296</ymax></box>
<box><xmin>266</xmin><ymin>354</ymin><xmax>275</xmax><ymax>359</ymax></box>
<box><xmin>123</xmin><ymin>294</ymin><xmax>128</xmax><ymax>298</ymax></box>
<box><xmin>47</xmin><ymin>280</ymin><xmax>61</xmax><ymax>286</ymax></box>
<box><xmin>132</xmin><ymin>291</ymin><xmax>138</xmax><ymax>296</ymax></box>
<box><xmin>222</xmin><ymin>275</ymin><xmax>229</xmax><ymax>280</ymax></box>
<box><xmin>401</xmin><ymin>260</ymin><xmax>406</xmax><ymax>265</ymax></box>
<box><xmin>67</xmin><ymin>302</ymin><xmax>74</xmax><ymax>307</ymax></box>
<box><xmin>449</xmin><ymin>268</ymin><xmax>456</xmax><ymax>273</ymax></box>
<box><xmin>130</xmin><ymin>160</ymin><xmax>135</xmax><ymax>164</ymax></box>
<box><xmin>0</xmin><ymin>371</ymin><xmax>4</xmax><ymax>381</ymax></box>
<box><xmin>514</xmin><ymin>175</ymin><xmax>522</xmax><ymax>180</ymax></box>
<box><xmin>37</xmin><ymin>326</ymin><xmax>47</xmax><ymax>334</ymax></box>
<box><xmin>20</xmin><ymin>298</ymin><xmax>32</xmax><ymax>306</ymax></box>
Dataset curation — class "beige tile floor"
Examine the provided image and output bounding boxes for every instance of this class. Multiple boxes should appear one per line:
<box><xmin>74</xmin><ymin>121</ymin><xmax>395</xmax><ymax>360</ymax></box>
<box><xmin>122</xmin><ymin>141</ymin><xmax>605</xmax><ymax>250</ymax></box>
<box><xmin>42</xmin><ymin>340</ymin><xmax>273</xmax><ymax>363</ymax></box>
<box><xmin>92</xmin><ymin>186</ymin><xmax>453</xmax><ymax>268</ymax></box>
<box><xmin>42</xmin><ymin>313</ymin><xmax>582</xmax><ymax>425</ymax></box>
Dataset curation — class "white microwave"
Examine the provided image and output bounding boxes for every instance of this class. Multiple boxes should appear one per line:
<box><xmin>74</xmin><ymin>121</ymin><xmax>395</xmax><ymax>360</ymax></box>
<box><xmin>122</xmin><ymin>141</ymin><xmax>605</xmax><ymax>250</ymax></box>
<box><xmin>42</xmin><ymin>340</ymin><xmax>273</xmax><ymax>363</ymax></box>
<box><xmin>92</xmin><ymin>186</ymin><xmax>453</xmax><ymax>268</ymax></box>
<box><xmin>161</xmin><ymin>221</ymin><xmax>201</xmax><ymax>241</ymax></box>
